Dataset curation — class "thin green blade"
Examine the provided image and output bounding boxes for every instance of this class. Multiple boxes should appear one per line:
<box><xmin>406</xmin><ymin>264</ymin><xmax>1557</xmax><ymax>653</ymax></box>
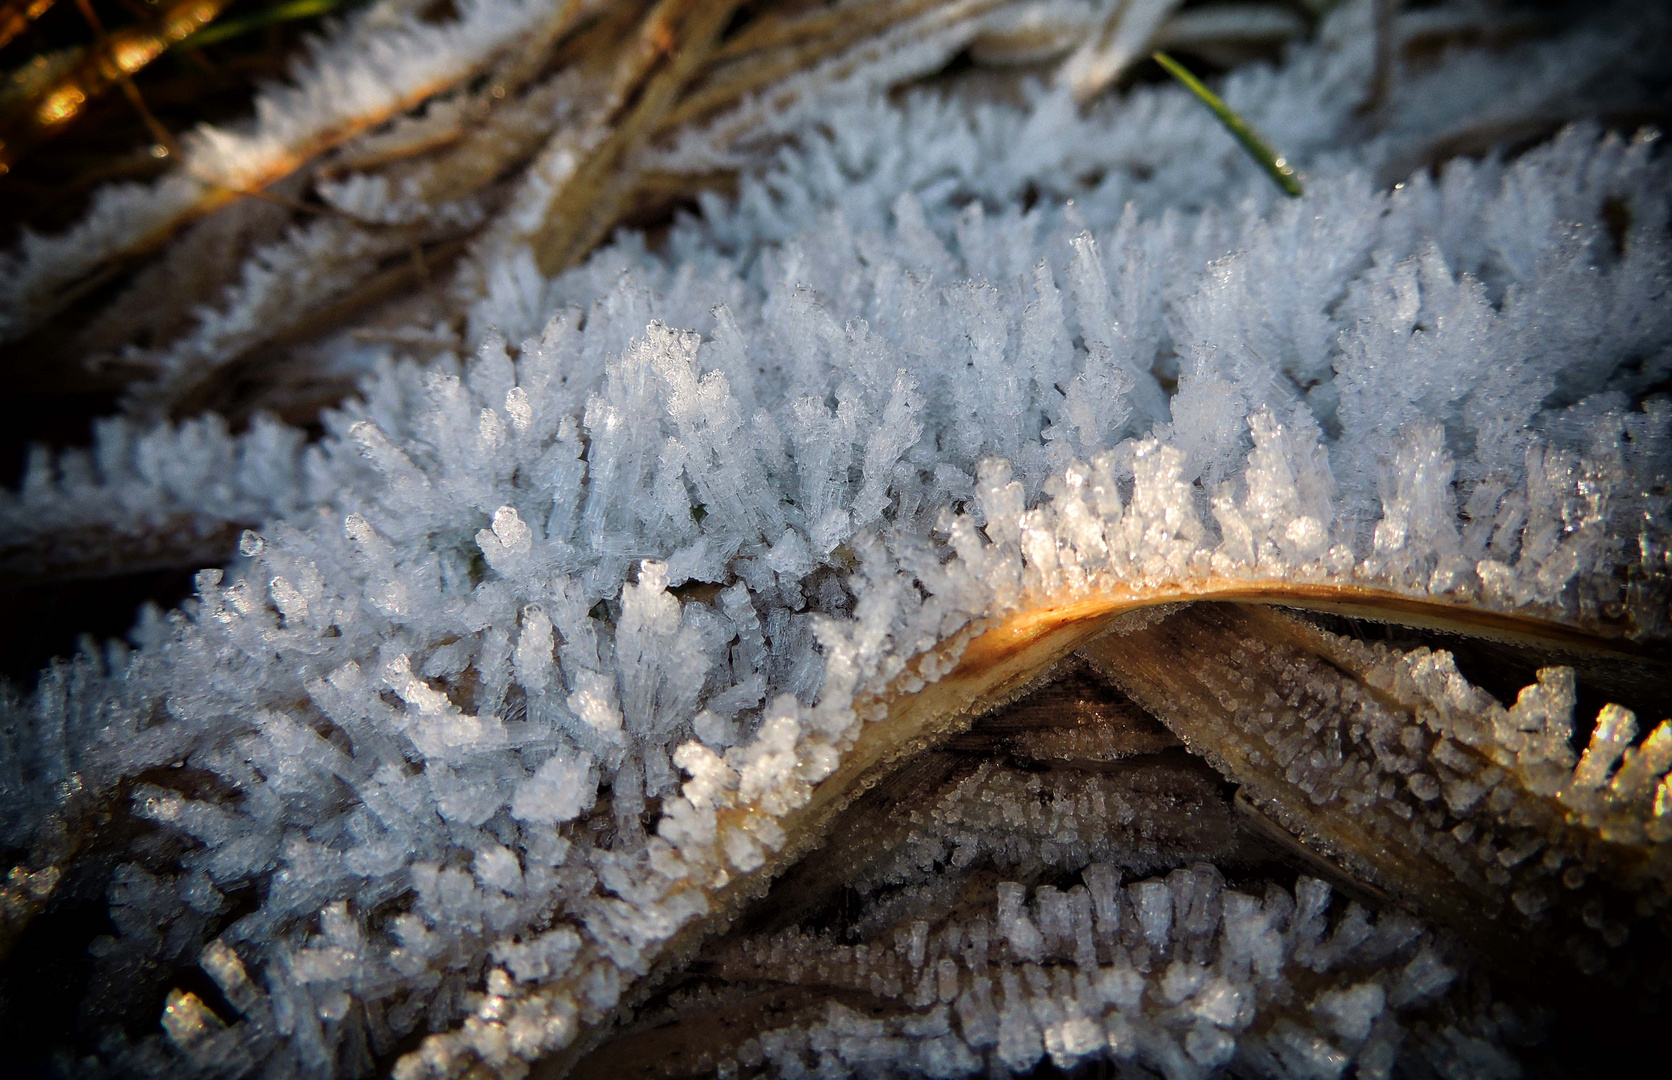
<box><xmin>175</xmin><ymin>0</ymin><xmax>343</xmax><ymax>51</ymax></box>
<box><xmin>1152</xmin><ymin>50</ymin><xmax>1303</xmax><ymax>198</ymax></box>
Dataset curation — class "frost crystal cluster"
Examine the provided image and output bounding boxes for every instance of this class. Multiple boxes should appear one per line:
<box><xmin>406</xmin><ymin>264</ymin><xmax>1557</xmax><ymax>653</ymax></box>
<box><xmin>1</xmin><ymin>2</ymin><xmax>1670</xmax><ymax>1078</ymax></box>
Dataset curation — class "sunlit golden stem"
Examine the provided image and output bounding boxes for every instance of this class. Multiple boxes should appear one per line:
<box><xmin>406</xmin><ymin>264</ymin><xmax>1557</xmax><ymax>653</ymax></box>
<box><xmin>0</xmin><ymin>0</ymin><xmax>224</xmax><ymax>173</ymax></box>
<box><xmin>0</xmin><ymin>0</ymin><xmax>60</xmax><ymax>53</ymax></box>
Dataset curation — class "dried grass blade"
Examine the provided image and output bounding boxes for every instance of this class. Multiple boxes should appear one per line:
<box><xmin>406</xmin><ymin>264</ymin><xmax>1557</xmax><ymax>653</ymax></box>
<box><xmin>526</xmin><ymin>0</ymin><xmax>746</xmax><ymax>275</ymax></box>
<box><xmin>658</xmin><ymin>0</ymin><xmax>959</xmax><ymax>134</ymax></box>
<box><xmin>0</xmin><ymin>0</ymin><xmax>597</xmax><ymax>342</ymax></box>
<box><xmin>1077</xmin><ymin>602</ymin><xmax>1672</xmax><ymax>986</ymax></box>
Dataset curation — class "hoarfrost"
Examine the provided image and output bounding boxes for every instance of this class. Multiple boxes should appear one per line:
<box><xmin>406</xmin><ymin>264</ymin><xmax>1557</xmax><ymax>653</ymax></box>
<box><xmin>1</xmin><ymin>2</ymin><xmax>1668</xmax><ymax>1078</ymax></box>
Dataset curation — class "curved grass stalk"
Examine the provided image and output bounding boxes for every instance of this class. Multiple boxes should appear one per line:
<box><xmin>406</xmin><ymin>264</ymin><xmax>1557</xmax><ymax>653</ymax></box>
<box><xmin>1081</xmin><ymin>604</ymin><xmax>1670</xmax><ymax>970</ymax></box>
<box><xmin>393</xmin><ymin>579</ymin><xmax>1667</xmax><ymax>1078</ymax></box>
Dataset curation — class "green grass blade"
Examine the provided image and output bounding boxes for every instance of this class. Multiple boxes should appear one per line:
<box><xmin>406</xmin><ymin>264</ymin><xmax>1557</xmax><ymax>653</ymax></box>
<box><xmin>174</xmin><ymin>0</ymin><xmax>344</xmax><ymax>51</ymax></box>
<box><xmin>1152</xmin><ymin>50</ymin><xmax>1303</xmax><ymax>198</ymax></box>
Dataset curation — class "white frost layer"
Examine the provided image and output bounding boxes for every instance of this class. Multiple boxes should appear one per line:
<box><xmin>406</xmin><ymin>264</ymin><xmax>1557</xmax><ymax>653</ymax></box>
<box><xmin>0</xmin><ymin>3</ymin><xmax>1668</xmax><ymax>1077</ymax></box>
<box><xmin>9</xmin><ymin>119</ymin><xmax>1667</xmax><ymax>602</ymax></box>
<box><xmin>0</xmin><ymin>414</ymin><xmax>316</xmax><ymax>577</ymax></box>
<box><xmin>709</xmin><ymin>870</ymin><xmax>1510</xmax><ymax>1080</ymax></box>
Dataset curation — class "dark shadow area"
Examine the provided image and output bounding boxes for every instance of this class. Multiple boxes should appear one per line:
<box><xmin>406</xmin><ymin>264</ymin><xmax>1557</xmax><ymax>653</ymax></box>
<box><xmin>0</xmin><ymin>568</ymin><xmax>199</xmax><ymax>687</ymax></box>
